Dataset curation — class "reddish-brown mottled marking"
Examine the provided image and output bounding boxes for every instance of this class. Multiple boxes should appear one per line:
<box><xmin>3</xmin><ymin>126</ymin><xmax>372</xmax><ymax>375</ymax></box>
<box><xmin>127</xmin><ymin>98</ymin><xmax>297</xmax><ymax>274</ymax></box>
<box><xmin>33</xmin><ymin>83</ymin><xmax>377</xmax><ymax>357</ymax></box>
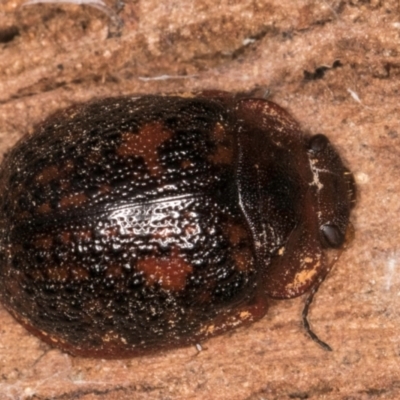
<box><xmin>209</xmin><ymin>123</ymin><xmax>234</xmax><ymax>164</ymax></box>
<box><xmin>233</xmin><ymin>248</ymin><xmax>254</xmax><ymax>272</ymax></box>
<box><xmin>99</xmin><ymin>185</ymin><xmax>112</xmax><ymax>194</ymax></box>
<box><xmin>36</xmin><ymin>165</ymin><xmax>59</xmax><ymax>184</ymax></box>
<box><xmin>117</xmin><ymin>122</ymin><xmax>173</xmax><ymax>176</ymax></box>
<box><xmin>181</xmin><ymin>160</ymin><xmax>192</xmax><ymax>169</ymax></box>
<box><xmin>37</xmin><ymin>203</ymin><xmax>51</xmax><ymax>214</ymax></box>
<box><xmin>225</xmin><ymin>223</ymin><xmax>249</xmax><ymax>246</ymax></box>
<box><xmin>209</xmin><ymin>145</ymin><xmax>233</xmax><ymax>164</ymax></box>
<box><xmin>211</xmin><ymin>122</ymin><xmax>226</xmax><ymax>142</ymax></box>
<box><xmin>137</xmin><ymin>248</ymin><xmax>193</xmax><ymax>291</ymax></box>
<box><xmin>59</xmin><ymin>193</ymin><xmax>88</xmax><ymax>209</ymax></box>
<box><xmin>60</xmin><ymin>231</ymin><xmax>71</xmax><ymax>244</ymax></box>
<box><xmin>11</xmin><ymin>244</ymin><xmax>22</xmax><ymax>253</ymax></box>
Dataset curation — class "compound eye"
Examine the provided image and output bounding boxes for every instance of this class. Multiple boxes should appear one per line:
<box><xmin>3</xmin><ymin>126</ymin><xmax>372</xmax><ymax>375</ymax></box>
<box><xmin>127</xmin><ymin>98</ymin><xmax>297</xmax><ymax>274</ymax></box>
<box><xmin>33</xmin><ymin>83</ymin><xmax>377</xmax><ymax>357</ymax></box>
<box><xmin>308</xmin><ymin>134</ymin><xmax>329</xmax><ymax>153</ymax></box>
<box><xmin>320</xmin><ymin>223</ymin><xmax>344</xmax><ymax>248</ymax></box>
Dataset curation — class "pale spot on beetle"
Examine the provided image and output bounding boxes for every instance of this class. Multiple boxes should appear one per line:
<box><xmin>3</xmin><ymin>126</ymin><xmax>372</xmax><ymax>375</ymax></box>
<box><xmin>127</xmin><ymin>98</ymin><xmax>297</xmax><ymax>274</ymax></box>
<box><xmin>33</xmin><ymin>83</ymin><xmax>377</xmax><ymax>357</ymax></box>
<box><xmin>102</xmin><ymin>332</ymin><xmax>113</xmax><ymax>343</ymax></box>
<box><xmin>200</xmin><ymin>324</ymin><xmax>215</xmax><ymax>335</ymax></box>
<box><xmin>287</xmin><ymin>261</ymin><xmax>321</xmax><ymax>291</ymax></box>
<box><xmin>59</xmin><ymin>193</ymin><xmax>88</xmax><ymax>209</ymax></box>
<box><xmin>136</xmin><ymin>247</ymin><xmax>193</xmax><ymax>291</ymax></box>
<box><xmin>101</xmin><ymin>331</ymin><xmax>128</xmax><ymax>346</ymax></box>
<box><xmin>225</xmin><ymin>315</ymin><xmax>245</xmax><ymax>328</ymax></box>
<box><xmin>277</xmin><ymin>246</ymin><xmax>285</xmax><ymax>256</ymax></box>
<box><xmin>117</xmin><ymin>122</ymin><xmax>173</xmax><ymax>176</ymax></box>
<box><xmin>239</xmin><ymin>311</ymin><xmax>251</xmax><ymax>320</ymax></box>
<box><xmin>308</xmin><ymin>158</ymin><xmax>325</xmax><ymax>191</ymax></box>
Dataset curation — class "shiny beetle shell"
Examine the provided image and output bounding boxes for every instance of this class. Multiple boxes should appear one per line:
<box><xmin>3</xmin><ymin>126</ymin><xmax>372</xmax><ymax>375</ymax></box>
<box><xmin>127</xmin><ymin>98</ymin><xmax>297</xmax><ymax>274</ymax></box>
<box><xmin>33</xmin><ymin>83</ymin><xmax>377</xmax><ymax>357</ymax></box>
<box><xmin>0</xmin><ymin>92</ymin><xmax>356</xmax><ymax>358</ymax></box>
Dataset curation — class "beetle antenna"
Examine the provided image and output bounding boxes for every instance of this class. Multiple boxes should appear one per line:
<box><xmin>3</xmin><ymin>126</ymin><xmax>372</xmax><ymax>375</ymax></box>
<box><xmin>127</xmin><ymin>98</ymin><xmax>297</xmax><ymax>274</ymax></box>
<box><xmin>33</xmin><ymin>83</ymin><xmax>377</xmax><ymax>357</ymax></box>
<box><xmin>303</xmin><ymin>224</ymin><xmax>354</xmax><ymax>351</ymax></box>
<box><xmin>302</xmin><ymin>274</ymin><xmax>333</xmax><ymax>352</ymax></box>
<box><xmin>302</xmin><ymin>251</ymin><xmax>340</xmax><ymax>351</ymax></box>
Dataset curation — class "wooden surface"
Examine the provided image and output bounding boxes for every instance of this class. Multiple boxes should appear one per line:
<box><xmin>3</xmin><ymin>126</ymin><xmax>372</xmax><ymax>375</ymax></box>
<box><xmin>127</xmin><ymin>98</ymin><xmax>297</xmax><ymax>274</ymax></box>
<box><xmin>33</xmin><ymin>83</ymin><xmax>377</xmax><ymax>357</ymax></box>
<box><xmin>0</xmin><ymin>1</ymin><xmax>399</xmax><ymax>399</ymax></box>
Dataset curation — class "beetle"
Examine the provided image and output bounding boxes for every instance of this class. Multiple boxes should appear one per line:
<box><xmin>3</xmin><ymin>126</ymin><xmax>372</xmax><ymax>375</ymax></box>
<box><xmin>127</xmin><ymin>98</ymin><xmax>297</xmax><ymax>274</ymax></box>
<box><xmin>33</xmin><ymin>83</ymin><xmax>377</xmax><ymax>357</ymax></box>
<box><xmin>0</xmin><ymin>91</ymin><xmax>356</xmax><ymax>358</ymax></box>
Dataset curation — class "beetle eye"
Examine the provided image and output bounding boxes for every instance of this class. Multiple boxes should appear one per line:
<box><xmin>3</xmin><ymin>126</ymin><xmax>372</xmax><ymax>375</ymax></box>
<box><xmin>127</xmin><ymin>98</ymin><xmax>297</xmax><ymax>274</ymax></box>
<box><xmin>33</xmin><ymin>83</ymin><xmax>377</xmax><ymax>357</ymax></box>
<box><xmin>308</xmin><ymin>134</ymin><xmax>329</xmax><ymax>153</ymax></box>
<box><xmin>320</xmin><ymin>224</ymin><xmax>344</xmax><ymax>248</ymax></box>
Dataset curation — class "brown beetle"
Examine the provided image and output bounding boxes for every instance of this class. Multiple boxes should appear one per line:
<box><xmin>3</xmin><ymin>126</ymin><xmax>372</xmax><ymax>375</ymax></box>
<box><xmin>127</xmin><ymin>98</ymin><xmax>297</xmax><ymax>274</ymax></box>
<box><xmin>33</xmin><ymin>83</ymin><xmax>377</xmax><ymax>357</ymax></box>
<box><xmin>0</xmin><ymin>92</ymin><xmax>356</xmax><ymax>358</ymax></box>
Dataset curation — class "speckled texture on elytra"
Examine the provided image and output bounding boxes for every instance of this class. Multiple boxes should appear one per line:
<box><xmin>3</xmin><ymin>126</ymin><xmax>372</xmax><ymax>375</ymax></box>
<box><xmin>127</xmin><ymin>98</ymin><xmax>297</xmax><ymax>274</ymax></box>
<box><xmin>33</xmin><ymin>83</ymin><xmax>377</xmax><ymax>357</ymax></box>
<box><xmin>0</xmin><ymin>92</ymin><xmax>355</xmax><ymax>358</ymax></box>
